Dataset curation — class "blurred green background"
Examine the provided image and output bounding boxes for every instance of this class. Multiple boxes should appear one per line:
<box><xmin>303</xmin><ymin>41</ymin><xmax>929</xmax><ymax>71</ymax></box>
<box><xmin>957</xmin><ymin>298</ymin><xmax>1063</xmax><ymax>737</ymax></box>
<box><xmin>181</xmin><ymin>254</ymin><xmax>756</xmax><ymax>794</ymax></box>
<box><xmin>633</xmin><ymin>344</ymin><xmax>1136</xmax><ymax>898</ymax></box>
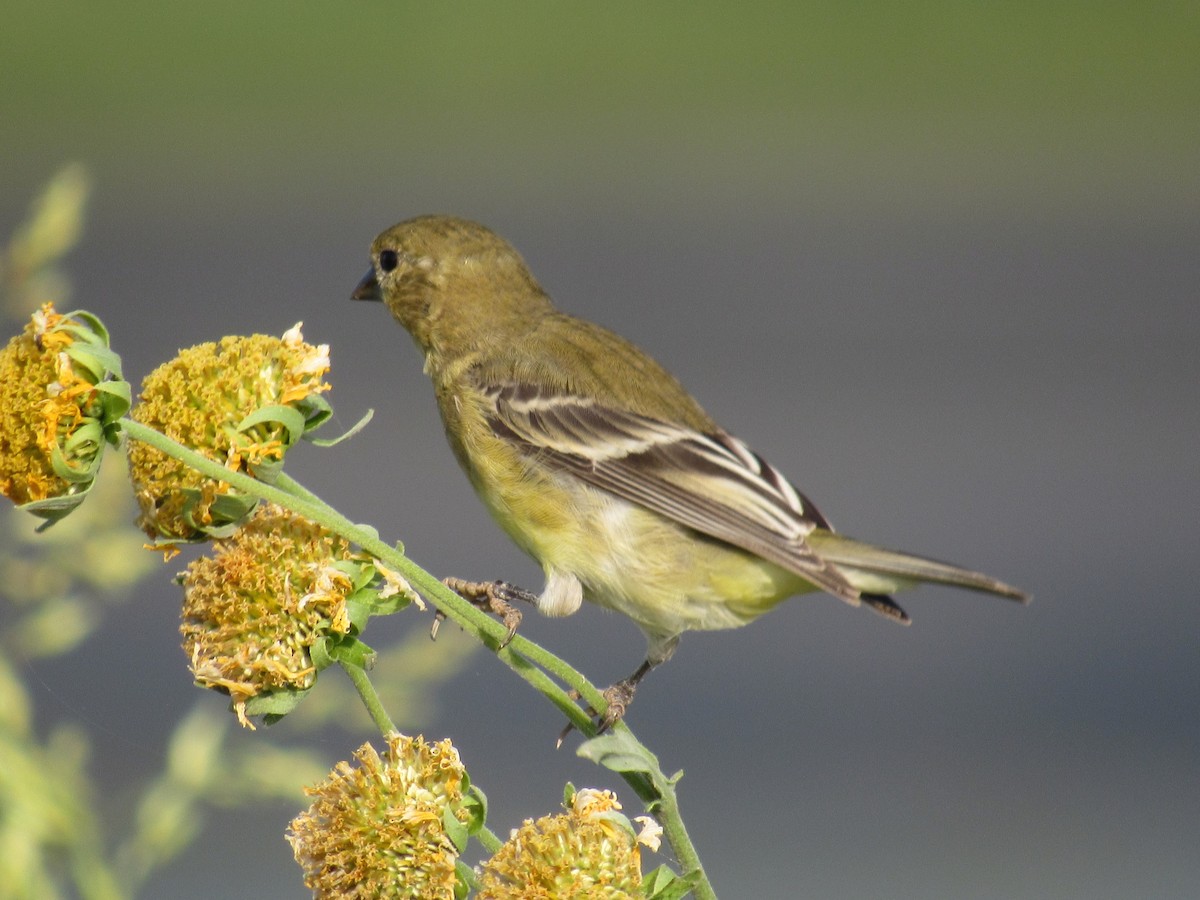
<box><xmin>3</xmin><ymin>3</ymin><xmax>1198</xmax><ymax>898</ymax></box>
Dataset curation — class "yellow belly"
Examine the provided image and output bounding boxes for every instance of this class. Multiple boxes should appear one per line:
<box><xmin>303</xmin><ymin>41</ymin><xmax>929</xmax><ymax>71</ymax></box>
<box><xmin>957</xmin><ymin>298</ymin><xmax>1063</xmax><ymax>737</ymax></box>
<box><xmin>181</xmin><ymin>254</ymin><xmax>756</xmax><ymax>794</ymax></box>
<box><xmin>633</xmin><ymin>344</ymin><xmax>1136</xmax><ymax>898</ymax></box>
<box><xmin>479</xmin><ymin>459</ymin><xmax>807</xmax><ymax>638</ymax></box>
<box><xmin>442</xmin><ymin>387</ymin><xmax>811</xmax><ymax>640</ymax></box>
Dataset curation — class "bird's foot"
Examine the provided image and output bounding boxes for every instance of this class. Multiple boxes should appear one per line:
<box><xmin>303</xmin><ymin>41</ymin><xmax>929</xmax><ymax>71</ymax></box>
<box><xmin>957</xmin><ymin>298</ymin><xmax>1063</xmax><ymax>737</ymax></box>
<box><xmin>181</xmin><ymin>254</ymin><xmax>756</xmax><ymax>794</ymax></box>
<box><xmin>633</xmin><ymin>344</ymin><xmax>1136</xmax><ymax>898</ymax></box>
<box><xmin>438</xmin><ymin>578</ymin><xmax>537</xmax><ymax>649</ymax></box>
<box><xmin>556</xmin><ymin>678</ymin><xmax>639</xmax><ymax>747</ymax></box>
<box><xmin>598</xmin><ymin>678</ymin><xmax>638</xmax><ymax>731</ymax></box>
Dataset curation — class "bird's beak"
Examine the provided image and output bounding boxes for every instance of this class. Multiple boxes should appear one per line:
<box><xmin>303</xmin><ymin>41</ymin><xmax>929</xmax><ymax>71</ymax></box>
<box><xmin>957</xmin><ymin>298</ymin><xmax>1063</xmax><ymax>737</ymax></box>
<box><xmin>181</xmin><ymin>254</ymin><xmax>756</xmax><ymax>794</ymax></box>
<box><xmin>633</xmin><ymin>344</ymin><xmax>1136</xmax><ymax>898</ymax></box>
<box><xmin>351</xmin><ymin>268</ymin><xmax>382</xmax><ymax>302</ymax></box>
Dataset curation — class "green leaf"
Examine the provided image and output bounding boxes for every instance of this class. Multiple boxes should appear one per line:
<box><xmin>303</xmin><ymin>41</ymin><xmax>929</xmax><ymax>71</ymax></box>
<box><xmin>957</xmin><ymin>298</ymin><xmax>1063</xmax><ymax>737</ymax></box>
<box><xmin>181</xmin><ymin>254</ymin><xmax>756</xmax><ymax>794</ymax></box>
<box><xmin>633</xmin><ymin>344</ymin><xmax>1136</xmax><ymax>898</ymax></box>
<box><xmin>442</xmin><ymin>806</ymin><xmax>469</xmax><ymax>854</ymax></box>
<box><xmin>247</xmin><ymin>455</ymin><xmax>285</xmax><ymax>484</ymax></box>
<box><xmin>296</xmin><ymin>393</ymin><xmax>334</xmax><ymax>433</ymax></box>
<box><xmin>93</xmin><ymin>378</ymin><xmax>132</xmax><ymax>420</ymax></box>
<box><xmin>204</xmin><ymin>490</ymin><xmax>259</xmax><ymax>527</ymax></box>
<box><xmin>341</xmin><ymin>560</ymin><xmax>374</xmax><ymax>590</ymax></box>
<box><xmin>327</xmin><ymin>636</ymin><xmax>376</xmax><ymax>670</ymax></box>
<box><xmin>64</xmin><ymin>342</ymin><xmax>122</xmax><ymax>382</ymax></box>
<box><xmin>61</xmin><ymin>309</ymin><xmax>112</xmax><ymax>347</ymax></box>
<box><xmin>19</xmin><ymin>488</ymin><xmax>90</xmax><ymax>528</ymax></box>
<box><xmin>308</xmin><ymin>407</ymin><xmax>374</xmax><ymax>447</ymax></box>
<box><xmin>366</xmin><ymin>588</ymin><xmax>414</xmax><ymax>618</ymax></box>
<box><xmin>195</xmin><ymin>519</ymin><xmax>242</xmax><ymax>539</ymax></box>
<box><xmin>242</xmin><ymin>685</ymin><xmax>311</xmax><ymax>722</ymax></box>
<box><xmin>343</xmin><ymin>594</ymin><xmax>372</xmax><ymax>632</ymax></box>
<box><xmin>461</xmin><ymin>784</ymin><xmax>488</xmax><ymax>837</ymax></box>
<box><xmin>203</xmin><ymin>489</ymin><xmax>247</xmax><ymax>517</ymax></box>
<box><xmin>452</xmin><ymin>860</ymin><xmax>474</xmax><ymax>900</ymax></box>
<box><xmin>643</xmin><ymin>865</ymin><xmax>700</xmax><ymax>900</ymax></box>
<box><xmin>237</xmin><ymin>404</ymin><xmax>307</xmax><ymax>446</ymax></box>
<box><xmin>576</xmin><ymin>731</ymin><xmax>661</xmax><ymax>779</ymax></box>
<box><xmin>309</xmin><ymin>636</ymin><xmax>334</xmax><ymax>670</ymax></box>
<box><xmin>642</xmin><ymin>865</ymin><xmax>676</xmax><ymax>896</ymax></box>
<box><xmin>48</xmin><ymin>439</ymin><xmax>100</xmax><ymax>483</ymax></box>
<box><xmin>61</xmin><ymin>421</ymin><xmax>103</xmax><ymax>458</ymax></box>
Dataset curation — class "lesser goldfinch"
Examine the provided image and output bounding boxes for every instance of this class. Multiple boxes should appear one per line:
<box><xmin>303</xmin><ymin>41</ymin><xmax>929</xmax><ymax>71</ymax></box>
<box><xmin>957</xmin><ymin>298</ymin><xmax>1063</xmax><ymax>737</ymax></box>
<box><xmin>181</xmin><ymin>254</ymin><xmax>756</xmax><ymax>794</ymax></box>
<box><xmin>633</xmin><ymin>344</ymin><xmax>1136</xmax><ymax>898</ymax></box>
<box><xmin>353</xmin><ymin>215</ymin><xmax>1028</xmax><ymax>726</ymax></box>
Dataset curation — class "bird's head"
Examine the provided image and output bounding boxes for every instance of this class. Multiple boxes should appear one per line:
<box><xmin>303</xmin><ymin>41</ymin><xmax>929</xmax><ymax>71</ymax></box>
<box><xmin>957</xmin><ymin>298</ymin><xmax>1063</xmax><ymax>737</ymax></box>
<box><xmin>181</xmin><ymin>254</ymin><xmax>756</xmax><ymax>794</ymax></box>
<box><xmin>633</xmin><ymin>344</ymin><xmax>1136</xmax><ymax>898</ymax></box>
<box><xmin>352</xmin><ymin>215</ymin><xmax>551</xmax><ymax>357</ymax></box>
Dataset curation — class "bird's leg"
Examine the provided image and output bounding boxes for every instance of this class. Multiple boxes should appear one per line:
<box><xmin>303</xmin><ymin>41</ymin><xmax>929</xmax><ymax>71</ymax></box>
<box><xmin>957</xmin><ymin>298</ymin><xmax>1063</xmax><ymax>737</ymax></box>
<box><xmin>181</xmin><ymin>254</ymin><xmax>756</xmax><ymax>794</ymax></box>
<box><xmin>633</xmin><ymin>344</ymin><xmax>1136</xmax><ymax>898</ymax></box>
<box><xmin>598</xmin><ymin>657</ymin><xmax>655</xmax><ymax>730</ymax></box>
<box><xmin>437</xmin><ymin>577</ymin><xmax>538</xmax><ymax>648</ymax></box>
<box><xmin>557</xmin><ymin>657</ymin><xmax>659</xmax><ymax>746</ymax></box>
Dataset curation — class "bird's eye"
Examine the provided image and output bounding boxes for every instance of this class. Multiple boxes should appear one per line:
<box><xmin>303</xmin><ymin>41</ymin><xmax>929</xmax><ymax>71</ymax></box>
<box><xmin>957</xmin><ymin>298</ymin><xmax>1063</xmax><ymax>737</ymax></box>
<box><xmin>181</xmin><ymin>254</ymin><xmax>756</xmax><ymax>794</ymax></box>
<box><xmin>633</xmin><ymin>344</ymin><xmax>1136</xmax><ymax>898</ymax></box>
<box><xmin>378</xmin><ymin>249</ymin><xmax>399</xmax><ymax>272</ymax></box>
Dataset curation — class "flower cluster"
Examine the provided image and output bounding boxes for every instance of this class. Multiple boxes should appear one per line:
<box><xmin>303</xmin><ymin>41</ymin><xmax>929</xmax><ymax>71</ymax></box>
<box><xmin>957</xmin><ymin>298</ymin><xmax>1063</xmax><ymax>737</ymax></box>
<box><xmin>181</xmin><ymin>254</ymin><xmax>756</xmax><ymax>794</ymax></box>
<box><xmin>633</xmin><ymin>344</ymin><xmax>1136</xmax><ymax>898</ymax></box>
<box><xmin>180</xmin><ymin>503</ymin><xmax>362</xmax><ymax>728</ymax></box>
<box><xmin>477</xmin><ymin>787</ymin><xmax>661</xmax><ymax>899</ymax></box>
<box><xmin>127</xmin><ymin>323</ymin><xmax>330</xmax><ymax>544</ymax></box>
<box><xmin>288</xmin><ymin>733</ymin><xmax>469</xmax><ymax>899</ymax></box>
<box><xmin>0</xmin><ymin>303</ymin><xmax>128</xmax><ymax>523</ymax></box>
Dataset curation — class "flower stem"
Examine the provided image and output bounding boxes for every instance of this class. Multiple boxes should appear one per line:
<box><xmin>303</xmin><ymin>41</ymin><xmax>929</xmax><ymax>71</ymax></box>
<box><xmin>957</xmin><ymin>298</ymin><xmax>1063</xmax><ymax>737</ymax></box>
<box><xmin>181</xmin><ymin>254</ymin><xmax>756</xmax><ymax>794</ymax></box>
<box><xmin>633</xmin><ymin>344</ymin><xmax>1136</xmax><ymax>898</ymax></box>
<box><xmin>476</xmin><ymin>825</ymin><xmax>504</xmax><ymax>855</ymax></box>
<box><xmin>338</xmin><ymin>660</ymin><xmax>396</xmax><ymax>736</ymax></box>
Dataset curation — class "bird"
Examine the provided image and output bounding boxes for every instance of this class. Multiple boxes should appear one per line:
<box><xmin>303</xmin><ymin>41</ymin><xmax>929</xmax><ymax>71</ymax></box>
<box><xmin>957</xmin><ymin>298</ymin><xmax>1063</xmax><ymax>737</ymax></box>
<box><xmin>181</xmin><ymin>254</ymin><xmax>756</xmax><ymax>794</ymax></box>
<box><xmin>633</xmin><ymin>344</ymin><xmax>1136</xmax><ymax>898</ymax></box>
<box><xmin>351</xmin><ymin>214</ymin><xmax>1028</xmax><ymax>730</ymax></box>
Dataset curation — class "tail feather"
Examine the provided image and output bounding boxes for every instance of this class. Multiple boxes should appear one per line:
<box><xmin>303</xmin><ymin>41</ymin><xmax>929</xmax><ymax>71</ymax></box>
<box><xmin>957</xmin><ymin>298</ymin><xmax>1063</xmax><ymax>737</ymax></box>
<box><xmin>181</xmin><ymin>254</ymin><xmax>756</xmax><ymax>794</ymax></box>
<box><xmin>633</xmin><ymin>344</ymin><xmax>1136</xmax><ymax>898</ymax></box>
<box><xmin>807</xmin><ymin>531</ymin><xmax>1030</xmax><ymax>621</ymax></box>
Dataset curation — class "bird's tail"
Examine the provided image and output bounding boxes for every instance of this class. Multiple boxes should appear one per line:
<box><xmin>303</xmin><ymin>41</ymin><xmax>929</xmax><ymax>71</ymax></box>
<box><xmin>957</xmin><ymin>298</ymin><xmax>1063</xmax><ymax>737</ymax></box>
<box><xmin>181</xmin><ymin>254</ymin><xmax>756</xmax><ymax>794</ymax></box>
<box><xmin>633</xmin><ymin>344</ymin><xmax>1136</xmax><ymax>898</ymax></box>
<box><xmin>806</xmin><ymin>531</ymin><xmax>1030</xmax><ymax>624</ymax></box>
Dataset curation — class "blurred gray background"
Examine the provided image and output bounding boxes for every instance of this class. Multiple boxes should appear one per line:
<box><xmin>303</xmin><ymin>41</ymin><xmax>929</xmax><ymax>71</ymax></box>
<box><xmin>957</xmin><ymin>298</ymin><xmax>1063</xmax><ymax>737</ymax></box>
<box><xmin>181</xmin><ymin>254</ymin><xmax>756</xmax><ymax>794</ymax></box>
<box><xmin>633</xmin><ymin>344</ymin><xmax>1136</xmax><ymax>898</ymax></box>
<box><xmin>3</xmin><ymin>4</ymin><xmax>1197</xmax><ymax>897</ymax></box>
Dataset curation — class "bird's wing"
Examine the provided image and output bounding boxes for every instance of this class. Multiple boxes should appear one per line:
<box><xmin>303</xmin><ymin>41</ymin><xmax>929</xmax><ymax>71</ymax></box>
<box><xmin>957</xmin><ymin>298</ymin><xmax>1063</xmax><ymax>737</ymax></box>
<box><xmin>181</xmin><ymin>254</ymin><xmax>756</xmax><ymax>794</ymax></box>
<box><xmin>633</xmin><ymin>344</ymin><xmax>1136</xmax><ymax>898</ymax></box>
<box><xmin>483</xmin><ymin>382</ymin><xmax>870</xmax><ymax>608</ymax></box>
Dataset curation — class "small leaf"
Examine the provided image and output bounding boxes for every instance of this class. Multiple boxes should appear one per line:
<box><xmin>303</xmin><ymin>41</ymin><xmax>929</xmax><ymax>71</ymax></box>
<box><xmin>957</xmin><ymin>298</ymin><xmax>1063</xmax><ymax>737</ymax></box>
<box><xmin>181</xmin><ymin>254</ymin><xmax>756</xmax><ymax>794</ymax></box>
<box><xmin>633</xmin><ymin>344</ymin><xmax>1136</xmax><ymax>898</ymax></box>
<box><xmin>643</xmin><ymin>866</ymin><xmax>700</xmax><ymax>900</ymax></box>
<box><xmin>641</xmin><ymin>865</ymin><xmax>676</xmax><ymax>896</ymax></box>
<box><xmin>371</xmin><ymin>589</ymin><xmax>415</xmax><ymax>618</ymax></box>
<box><xmin>343</xmin><ymin>594</ymin><xmax>373</xmax><ymax>632</ymax></box>
<box><xmin>48</xmin><ymin>441</ymin><xmax>99</xmax><ymax>483</ymax></box>
<box><xmin>62</xmin><ymin>309</ymin><xmax>112</xmax><ymax>347</ymax></box>
<box><xmin>248</xmin><ymin>455</ymin><xmax>284</xmax><ymax>484</ymax></box>
<box><xmin>576</xmin><ymin>731</ymin><xmax>660</xmax><ymax>778</ymax></box>
<box><xmin>64</xmin><ymin>342</ymin><xmax>122</xmax><ymax>382</ymax></box>
<box><xmin>334</xmin><ymin>560</ymin><xmax>377</xmax><ymax>593</ymax></box>
<box><xmin>297</xmin><ymin>393</ymin><xmax>334</xmax><ymax>432</ymax></box>
<box><xmin>196</xmin><ymin>519</ymin><xmax>242</xmax><ymax>539</ymax></box>
<box><xmin>19</xmin><ymin>489</ymin><xmax>89</xmax><ymax>528</ymax></box>
<box><xmin>309</xmin><ymin>636</ymin><xmax>334</xmax><ymax>670</ymax></box>
<box><xmin>242</xmin><ymin>686</ymin><xmax>311</xmax><ymax>721</ymax></box>
<box><xmin>60</xmin><ymin>421</ymin><xmax>103</xmax><ymax>460</ymax></box>
<box><xmin>308</xmin><ymin>408</ymin><xmax>374</xmax><ymax>447</ymax></box>
<box><xmin>237</xmin><ymin>404</ymin><xmax>308</xmax><ymax>446</ymax></box>
<box><xmin>443</xmin><ymin>805</ymin><xmax>469</xmax><ymax>854</ymax></box>
<box><xmin>452</xmin><ymin>860</ymin><xmax>474</xmax><ymax>900</ymax></box>
<box><xmin>206</xmin><ymin>490</ymin><xmax>259</xmax><ymax>524</ymax></box>
<box><xmin>327</xmin><ymin>636</ymin><xmax>377</xmax><ymax>670</ymax></box>
<box><xmin>93</xmin><ymin>378</ymin><xmax>132</xmax><ymax>418</ymax></box>
<box><xmin>461</xmin><ymin>784</ymin><xmax>488</xmax><ymax>836</ymax></box>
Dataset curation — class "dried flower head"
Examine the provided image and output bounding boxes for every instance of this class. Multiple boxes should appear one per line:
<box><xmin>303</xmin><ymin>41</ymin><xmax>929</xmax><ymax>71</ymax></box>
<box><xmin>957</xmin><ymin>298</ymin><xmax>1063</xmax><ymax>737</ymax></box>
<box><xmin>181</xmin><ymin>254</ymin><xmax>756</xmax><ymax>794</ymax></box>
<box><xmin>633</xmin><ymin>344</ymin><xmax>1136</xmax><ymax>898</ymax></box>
<box><xmin>288</xmin><ymin>733</ymin><xmax>469</xmax><ymax>899</ymax></box>
<box><xmin>477</xmin><ymin>787</ymin><xmax>650</xmax><ymax>899</ymax></box>
<box><xmin>0</xmin><ymin>303</ymin><xmax>128</xmax><ymax>523</ymax></box>
<box><xmin>127</xmin><ymin>323</ymin><xmax>331</xmax><ymax>544</ymax></box>
<box><xmin>180</xmin><ymin>503</ymin><xmax>360</xmax><ymax>728</ymax></box>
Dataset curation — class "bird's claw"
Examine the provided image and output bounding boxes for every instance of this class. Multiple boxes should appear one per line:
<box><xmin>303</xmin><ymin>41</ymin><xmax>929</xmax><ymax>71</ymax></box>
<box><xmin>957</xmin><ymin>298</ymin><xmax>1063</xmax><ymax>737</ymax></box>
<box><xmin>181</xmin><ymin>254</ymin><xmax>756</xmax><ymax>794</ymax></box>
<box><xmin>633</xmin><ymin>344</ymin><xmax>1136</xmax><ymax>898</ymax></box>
<box><xmin>555</xmin><ymin>679</ymin><xmax>639</xmax><ymax>747</ymax></box>
<box><xmin>429</xmin><ymin>610</ymin><xmax>447</xmax><ymax>641</ymax></box>
<box><xmin>441</xmin><ymin>577</ymin><xmax>534</xmax><ymax>649</ymax></box>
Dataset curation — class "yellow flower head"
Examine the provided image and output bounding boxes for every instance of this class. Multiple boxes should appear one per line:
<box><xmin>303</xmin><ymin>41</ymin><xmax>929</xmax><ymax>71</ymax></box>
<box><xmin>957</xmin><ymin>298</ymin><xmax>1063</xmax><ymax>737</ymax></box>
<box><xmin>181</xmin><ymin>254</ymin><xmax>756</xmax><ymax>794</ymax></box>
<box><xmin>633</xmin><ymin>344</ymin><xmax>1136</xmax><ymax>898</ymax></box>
<box><xmin>0</xmin><ymin>303</ymin><xmax>128</xmax><ymax>523</ymax></box>
<box><xmin>288</xmin><ymin>733</ymin><xmax>469</xmax><ymax>899</ymax></box>
<box><xmin>477</xmin><ymin>787</ymin><xmax>650</xmax><ymax>899</ymax></box>
<box><xmin>180</xmin><ymin>503</ymin><xmax>359</xmax><ymax>729</ymax></box>
<box><xmin>127</xmin><ymin>323</ymin><xmax>330</xmax><ymax>543</ymax></box>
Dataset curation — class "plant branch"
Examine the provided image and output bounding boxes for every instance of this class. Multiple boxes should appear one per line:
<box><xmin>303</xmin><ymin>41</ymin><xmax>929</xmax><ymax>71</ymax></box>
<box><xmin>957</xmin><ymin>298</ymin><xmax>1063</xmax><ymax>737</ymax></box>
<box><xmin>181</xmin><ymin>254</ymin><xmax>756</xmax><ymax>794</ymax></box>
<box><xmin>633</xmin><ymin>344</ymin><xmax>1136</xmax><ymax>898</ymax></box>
<box><xmin>337</xmin><ymin>659</ymin><xmax>396</xmax><ymax>736</ymax></box>
<box><xmin>120</xmin><ymin>419</ymin><xmax>716</xmax><ymax>896</ymax></box>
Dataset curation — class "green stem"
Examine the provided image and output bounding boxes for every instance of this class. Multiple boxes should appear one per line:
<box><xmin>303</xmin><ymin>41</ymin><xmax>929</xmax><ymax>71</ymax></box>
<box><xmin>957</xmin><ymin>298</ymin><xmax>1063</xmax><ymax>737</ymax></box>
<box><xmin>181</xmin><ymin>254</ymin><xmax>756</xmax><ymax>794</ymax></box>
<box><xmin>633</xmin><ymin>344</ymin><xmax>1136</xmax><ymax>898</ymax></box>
<box><xmin>120</xmin><ymin>419</ymin><xmax>715</xmax><ymax>897</ymax></box>
<box><xmin>655</xmin><ymin>779</ymin><xmax>713</xmax><ymax>900</ymax></box>
<box><xmin>338</xmin><ymin>661</ymin><xmax>396</xmax><ymax>736</ymax></box>
<box><xmin>274</xmin><ymin>471</ymin><xmax>325</xmax><ymax>506</ymax></box>
<box><xmin>476</xmin><ymin>825</ymin><xmax>504</xmax><ymax>855</ymax></box>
